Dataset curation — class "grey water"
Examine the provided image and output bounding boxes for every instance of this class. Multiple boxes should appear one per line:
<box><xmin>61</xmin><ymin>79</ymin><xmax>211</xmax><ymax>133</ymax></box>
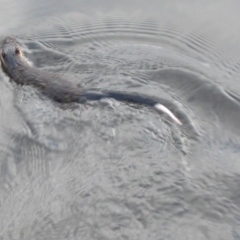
<box><xmin>0</xmin><ymin>0</ymin><xmax>240</xmax><ymax>239</ymax></box>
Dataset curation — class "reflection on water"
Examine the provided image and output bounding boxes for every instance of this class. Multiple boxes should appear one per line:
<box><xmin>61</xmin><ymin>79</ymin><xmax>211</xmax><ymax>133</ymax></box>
<box><xmin>0</xmin><ymin>0</ymin><xmax>240</xmax><ymax>239</ymax></box>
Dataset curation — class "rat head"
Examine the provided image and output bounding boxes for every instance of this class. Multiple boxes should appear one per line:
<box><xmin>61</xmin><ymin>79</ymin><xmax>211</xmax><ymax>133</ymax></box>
<box><xmin>1</xmin><ymin>37</ymin><xmax>27</xmax><ymax>77</ymax></box>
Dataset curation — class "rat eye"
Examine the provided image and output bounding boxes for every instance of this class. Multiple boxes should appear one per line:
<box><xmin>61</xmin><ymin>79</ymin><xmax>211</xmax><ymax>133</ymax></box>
<box><xmin>15</xmin><ymin>48</ymin><xmax>20</xmax><ymax>55</ymax></box>
<box><xmin>1</xmin><ymin>52</ymin><xmax>6</xmax><ymax>59</ymax></box>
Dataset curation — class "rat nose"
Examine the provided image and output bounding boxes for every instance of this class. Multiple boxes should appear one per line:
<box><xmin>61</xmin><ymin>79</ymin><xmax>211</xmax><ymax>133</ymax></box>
<box><xmin>1</xmin><ymin>52</ymin><xmax>6</xmax><ymax>59</ymax></box>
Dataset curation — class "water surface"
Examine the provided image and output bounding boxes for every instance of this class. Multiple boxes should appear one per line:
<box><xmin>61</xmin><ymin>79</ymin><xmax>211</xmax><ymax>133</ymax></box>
<box><xmin>0</xmin><ymin>0</ymin><xmax>240</xmax><ymax>239</ymax></box>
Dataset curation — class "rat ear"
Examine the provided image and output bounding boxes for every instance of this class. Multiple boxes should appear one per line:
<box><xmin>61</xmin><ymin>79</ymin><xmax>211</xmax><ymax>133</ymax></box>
<box><xmin>2</xmin><ymin>52</ymin><xmax>6</xmax><ymax>59</ymax></box>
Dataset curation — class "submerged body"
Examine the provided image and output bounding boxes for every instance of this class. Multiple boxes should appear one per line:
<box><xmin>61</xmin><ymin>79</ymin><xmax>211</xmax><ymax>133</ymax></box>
<box><xmin>1</xmin><ymin>37</ymin><xmax>181</xmax><ymax>125</ymax></box>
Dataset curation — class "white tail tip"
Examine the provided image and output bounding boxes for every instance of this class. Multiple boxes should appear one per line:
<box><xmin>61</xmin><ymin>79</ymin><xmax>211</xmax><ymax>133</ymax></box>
<box><xmin>154</xmin><ymin>103</ymin><xmax>182</xmax><ymax>125</ymax></box>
